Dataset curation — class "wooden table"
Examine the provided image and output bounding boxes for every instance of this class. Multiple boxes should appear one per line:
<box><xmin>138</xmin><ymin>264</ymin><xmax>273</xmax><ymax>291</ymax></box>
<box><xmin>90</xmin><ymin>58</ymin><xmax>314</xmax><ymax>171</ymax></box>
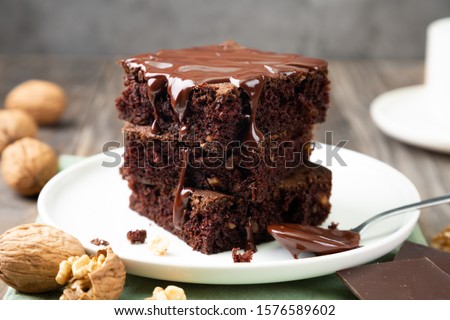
<box><xmin>1</xmin><ymin>56</ymin><xmax>449</xmax><ymax>299</ymax></box>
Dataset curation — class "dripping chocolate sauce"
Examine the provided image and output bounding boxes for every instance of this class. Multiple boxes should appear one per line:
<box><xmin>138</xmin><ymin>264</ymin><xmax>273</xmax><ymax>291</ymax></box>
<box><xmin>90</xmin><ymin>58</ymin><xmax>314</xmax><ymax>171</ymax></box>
<box><xmin>245</xmin><ymin>219</ymin><xmax>257</xmax><ymax>252</ymax></box>
<box><xmin>124</xmin><ymin>42</ymin><xmax>327</xmax><ymax>230</ymax></box>
<box><xmin>173</xmin><ymin>148</ymin><xmax>193</xmax><ymax>230</ymax></box>
<box><xmin>267</xmin><ymin>223</ymin><xmax>360</xmax><ymax>258</ymax></box>
<box><xmin>146</xmin><ymin>77</ymin><xmax>166</xmax><ymax>135</ymax></box>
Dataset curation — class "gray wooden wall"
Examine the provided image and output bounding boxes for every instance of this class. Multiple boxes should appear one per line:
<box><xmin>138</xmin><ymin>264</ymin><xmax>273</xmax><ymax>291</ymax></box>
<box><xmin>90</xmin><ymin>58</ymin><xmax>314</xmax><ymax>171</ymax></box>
<box><xmin>1</xmin><ymin>0</ymin><xmax>449</xmax><ymax>58</ymax></box>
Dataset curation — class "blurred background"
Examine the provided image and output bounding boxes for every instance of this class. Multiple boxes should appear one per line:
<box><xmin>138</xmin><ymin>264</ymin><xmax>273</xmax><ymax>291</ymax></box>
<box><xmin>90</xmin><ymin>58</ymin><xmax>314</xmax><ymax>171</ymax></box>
<box><xmin>1</xmin><ymin>0</ymin><xmax>450</xmax><ymax>58</ymax></box>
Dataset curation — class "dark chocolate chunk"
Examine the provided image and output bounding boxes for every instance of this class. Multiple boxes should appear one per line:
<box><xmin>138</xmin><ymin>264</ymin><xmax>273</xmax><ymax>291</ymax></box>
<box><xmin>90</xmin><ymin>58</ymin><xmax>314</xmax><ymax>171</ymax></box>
<box><xmin>337</xmin><ymin>257</ymin><xmax>450</xmax><ymax>299</ymax></box>
<box><xmin>394</xmin><ymin>240</ymin><xmax>450</xmax><ymax>274</ymax></box>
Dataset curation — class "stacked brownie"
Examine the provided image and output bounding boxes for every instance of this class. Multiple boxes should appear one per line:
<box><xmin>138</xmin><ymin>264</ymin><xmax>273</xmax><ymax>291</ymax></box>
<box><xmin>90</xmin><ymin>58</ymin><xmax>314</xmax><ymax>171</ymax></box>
<box><xmin>116</xmin><ymin>42</ymin><xmax>332</xmax><ymax>254</ymax></box>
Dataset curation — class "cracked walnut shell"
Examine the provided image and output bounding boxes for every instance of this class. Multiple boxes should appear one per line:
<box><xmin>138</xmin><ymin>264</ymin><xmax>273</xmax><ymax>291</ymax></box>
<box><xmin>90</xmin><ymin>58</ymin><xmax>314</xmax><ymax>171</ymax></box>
<box><xmin>0</xmin><ymin>223</ymin><xmax>86</xmax><ymax>293</ymax></box>
<box><xmin>58</xmin><ymin>247</ymin><xmax>126</xmax><ymax>300</ymax></box>
<box><xmin>0</xmin><ymin>109</ymin><xmax>37</xmax><ymax>154</ymax></box>
<box><xmin>1</xmin><ymin>137</ymin><xmax>58</xmax><ymax>196</ymax></box>
<box><xmin>5</xmin><ymin>79</ymin><xmax>66</xmax><ymax>125</ymax></box>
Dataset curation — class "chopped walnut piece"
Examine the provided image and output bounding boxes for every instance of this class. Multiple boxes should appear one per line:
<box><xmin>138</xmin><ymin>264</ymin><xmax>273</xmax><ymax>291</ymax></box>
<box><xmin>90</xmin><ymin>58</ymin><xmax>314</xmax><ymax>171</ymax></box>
<box><xmin>127</xmin><ymin>229</ymin><xmax>147</xmax><ymax>244</ymax></box>
<box><xmin>56</xmin><ymin>252</ymin><xmax>106</xmax><ymax>287</ymax></box>
<box><xmin>149</xmin><ymin>235</ymin><xmax>169</xmax><ymax>256</ymax></box>
<box><xmin>232</xmin><ymin>247</ymin><xmax>254</xmax><ymax>263</ymax></box>
<box><xmin>145</xmin><ymin>285</ymin><xmax>187</xmax><ymax>300</ymax></box>
<box><xmin>55</xmin><ymin>256</ymin><xmax>79</xmax><ymax>285</ymax></box>
<box><xmin>431</xmin><ymin>225</ymin><xmax>450</xmax><ymax>252</ymax></box>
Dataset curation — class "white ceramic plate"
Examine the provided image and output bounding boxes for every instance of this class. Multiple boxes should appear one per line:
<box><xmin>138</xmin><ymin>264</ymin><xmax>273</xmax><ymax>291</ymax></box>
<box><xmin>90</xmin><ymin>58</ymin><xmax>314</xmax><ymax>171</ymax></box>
<box><xmin>370</xmin><ymin>85</ymin><xmax>450</xmax><ymax>154</ymax></box>
<box><xmin>38</xmin><ymin>146</ymin><xmax>420</xmax><ymax>284</ymax></box>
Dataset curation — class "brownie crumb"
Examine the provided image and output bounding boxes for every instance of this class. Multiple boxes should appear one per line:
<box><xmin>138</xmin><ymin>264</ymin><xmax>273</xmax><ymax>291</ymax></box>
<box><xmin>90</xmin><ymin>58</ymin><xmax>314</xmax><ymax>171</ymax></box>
<box><xmin>232</xmin><ymin>248</ymin><xmax>254</xmax><ymax>263</ymax></box>
<box><xmin>328</xmin><ymin>222</ymin><xmax>339</xmax><ymax>229</ymax></box>
<box><xmin>127</xmin><ymin>229</ymin><xmax>147</xmax><ymax>244</ymax></box>
<box><xmin>90</xmin><ymin>238</ymin><xmax>110</xmax><ymax>246</ymax></box>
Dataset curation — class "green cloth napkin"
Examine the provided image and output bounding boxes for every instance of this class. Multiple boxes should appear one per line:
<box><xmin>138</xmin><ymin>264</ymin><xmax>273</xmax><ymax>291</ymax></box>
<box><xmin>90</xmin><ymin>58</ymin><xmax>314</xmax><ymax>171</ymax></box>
<box><xmin>3</xmin><ymin>155</ymin><xmax>427</xmax><ymax>300</ymax></box>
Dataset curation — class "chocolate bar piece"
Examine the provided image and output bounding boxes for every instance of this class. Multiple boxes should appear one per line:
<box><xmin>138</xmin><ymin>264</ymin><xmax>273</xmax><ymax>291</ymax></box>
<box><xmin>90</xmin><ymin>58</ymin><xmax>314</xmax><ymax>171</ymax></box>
<box><xmin>394</xmin><ymin>240</ymin><xmax>450</xmax><ymax>274</ymax></box>
<box><xmin>337</xmin><ymin>257</ymin><xmax>450</xmax><ymax>299</ymax></box>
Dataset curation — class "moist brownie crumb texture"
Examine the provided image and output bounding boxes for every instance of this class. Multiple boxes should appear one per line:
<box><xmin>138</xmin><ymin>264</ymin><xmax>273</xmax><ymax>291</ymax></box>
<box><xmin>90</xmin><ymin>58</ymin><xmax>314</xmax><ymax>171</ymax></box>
<box><xmin>116</xmin><ymin>41</ymin><xmax>332</xmax><ymax>254</ymax></box>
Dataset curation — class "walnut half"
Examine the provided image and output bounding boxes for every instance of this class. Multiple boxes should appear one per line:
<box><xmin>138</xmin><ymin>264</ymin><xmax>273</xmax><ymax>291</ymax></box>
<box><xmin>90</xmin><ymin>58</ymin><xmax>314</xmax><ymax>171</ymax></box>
<box><xmin>57</xmin><ymin>247</ymin><xmax>126</xmax><ymax>300</ymax></box>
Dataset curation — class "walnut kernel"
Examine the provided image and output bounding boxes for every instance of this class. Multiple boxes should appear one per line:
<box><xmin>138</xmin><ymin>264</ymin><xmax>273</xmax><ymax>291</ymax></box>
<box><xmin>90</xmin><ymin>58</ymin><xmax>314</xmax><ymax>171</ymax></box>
<box><xmin>0</xmin><ymin>137</ymin><xmax>58</xmax><ymax>196</ymax></box>
<box><xmin>207</xmin><ymin>177</ymin><xmax>222</xmax><ymax>188</ymax></box>
<box><xmin>5</xmin><ymin>79</ymin><xmax>66</xmax><ymax>125</ymax></box>
<box><xmin>145</xmin><ymin>285</ymin><xmax>187</xmax><ymax>300</ymax></box>
<box><xmin>58</xmin><ymin>248</ymin><xmax>126</xmax><ymax>300</ymax></box>
<box><xmin>0</xmin><ymin>109</ymin><xmax>37</xmax><ymax>154</ymax></box>
<box><xmin>431</xmin><ymin>225</ymin><xmax>450</xmax><ymax>252</ymax></box>
<box><xmin>149</xmin><ymin>235</ymin><xmax>169</xmax><ymax>256</ymax></box>
<box><xmin>227</xmin><ymin>222</ymin><xmax>237</xmax><ymax>230</ymax></box>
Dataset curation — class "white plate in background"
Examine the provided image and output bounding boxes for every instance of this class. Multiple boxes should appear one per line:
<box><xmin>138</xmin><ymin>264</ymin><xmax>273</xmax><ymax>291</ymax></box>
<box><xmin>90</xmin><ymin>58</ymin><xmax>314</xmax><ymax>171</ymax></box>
<box><xmin>371</xmin><ymin>85</ymin><xmax>450</xmax><ymax>154</ymax></box>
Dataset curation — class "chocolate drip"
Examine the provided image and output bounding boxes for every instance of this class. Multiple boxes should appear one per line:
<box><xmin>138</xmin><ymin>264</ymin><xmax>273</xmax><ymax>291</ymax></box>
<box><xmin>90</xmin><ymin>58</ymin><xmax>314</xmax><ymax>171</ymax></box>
<box><xmin>123</xmin><ymin>41</ymin><xmax>326</xmax><ymax>142</ymax></box>
<box><xmin>234</xmin><ymin>77</ymin><xmax>265</xmax><ymax>145</ymax></box>
<box><xmin>245</xmin><ymin>219</ymin><xmax>256</xmax><ymax>252</ymax></box>
<box><xmin>173</xmin><ymin>148</ymin><xmax>193</xmax><ymax>230</ymax></box>
<box><xmin>147</xmin><ymin>76</ymin><xmax>166</xmax><ymax>134</ymax></box>
<box><xmin>268</xmin><ymin>223</ymin><xmax>360</xmax><ymax>258</ymax></box>
<box><xmin>179</xmin><ymin>125</ymin><xmax>188</xmax><ymax>138</ymax></box>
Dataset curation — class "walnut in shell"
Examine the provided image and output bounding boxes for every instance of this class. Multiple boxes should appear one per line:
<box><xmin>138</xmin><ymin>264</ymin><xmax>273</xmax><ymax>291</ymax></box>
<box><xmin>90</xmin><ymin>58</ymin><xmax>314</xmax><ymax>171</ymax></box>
<box><xmin>1</xmin><ymin>137</ymin><xmax>58</xmax><ymax>196</ymax></box>
<box><xmin>58</xmin><ymin>247</ymin><xmax>126</xmax><ymax>300</ymax></box>
<box><xmin>0</xmin><ymin>109</ymin><xmax>38</xmax><ymax>154</ymax></box>
<box><xmin>5</xmin><ymin>79</ymin><xmax>66</xmax><ymax>125</ymax></box>
<box><xmin>0</xmin><ymin>223</ymin><xmax>86</xmax><ymax>293</ymax></box>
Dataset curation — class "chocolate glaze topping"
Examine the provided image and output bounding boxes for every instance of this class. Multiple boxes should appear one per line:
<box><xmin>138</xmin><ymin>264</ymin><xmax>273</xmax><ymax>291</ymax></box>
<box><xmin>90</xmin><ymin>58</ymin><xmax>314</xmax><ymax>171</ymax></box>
<box><xmin>173</xmin><ymin>148</ymin><xmax>193</xmax><ymax>230</ymax></box>
<box><xmin>268</xmin><ymin>223</ymin><xmax>360</xmax><ymax>258</ymax></box>
<box><xmin>122</xmin><ymin>41</ymin><xmax>327</xmax><ymax>144</ymax></box>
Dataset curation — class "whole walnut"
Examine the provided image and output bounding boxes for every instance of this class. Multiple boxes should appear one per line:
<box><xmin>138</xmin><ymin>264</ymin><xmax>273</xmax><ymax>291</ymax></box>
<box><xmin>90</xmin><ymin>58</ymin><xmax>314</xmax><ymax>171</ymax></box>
<box><xmin>0</xmin><ymin>109</ymin><xmax>38</xmax><ymax>154</ymax></box>
<box><xmin>0</xmin><ymin>223</ymin><xmax>86</xmax><ymax>293</ymax></box>
<box><xmin>1</xmin><ymin>137</ymin><xmax>58</xmax><ymax>196</ymax></box>
<box><xmin>5</xmin><ymin>79</ymin><xmax>66</xmax><ymax>125</ymax></box>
